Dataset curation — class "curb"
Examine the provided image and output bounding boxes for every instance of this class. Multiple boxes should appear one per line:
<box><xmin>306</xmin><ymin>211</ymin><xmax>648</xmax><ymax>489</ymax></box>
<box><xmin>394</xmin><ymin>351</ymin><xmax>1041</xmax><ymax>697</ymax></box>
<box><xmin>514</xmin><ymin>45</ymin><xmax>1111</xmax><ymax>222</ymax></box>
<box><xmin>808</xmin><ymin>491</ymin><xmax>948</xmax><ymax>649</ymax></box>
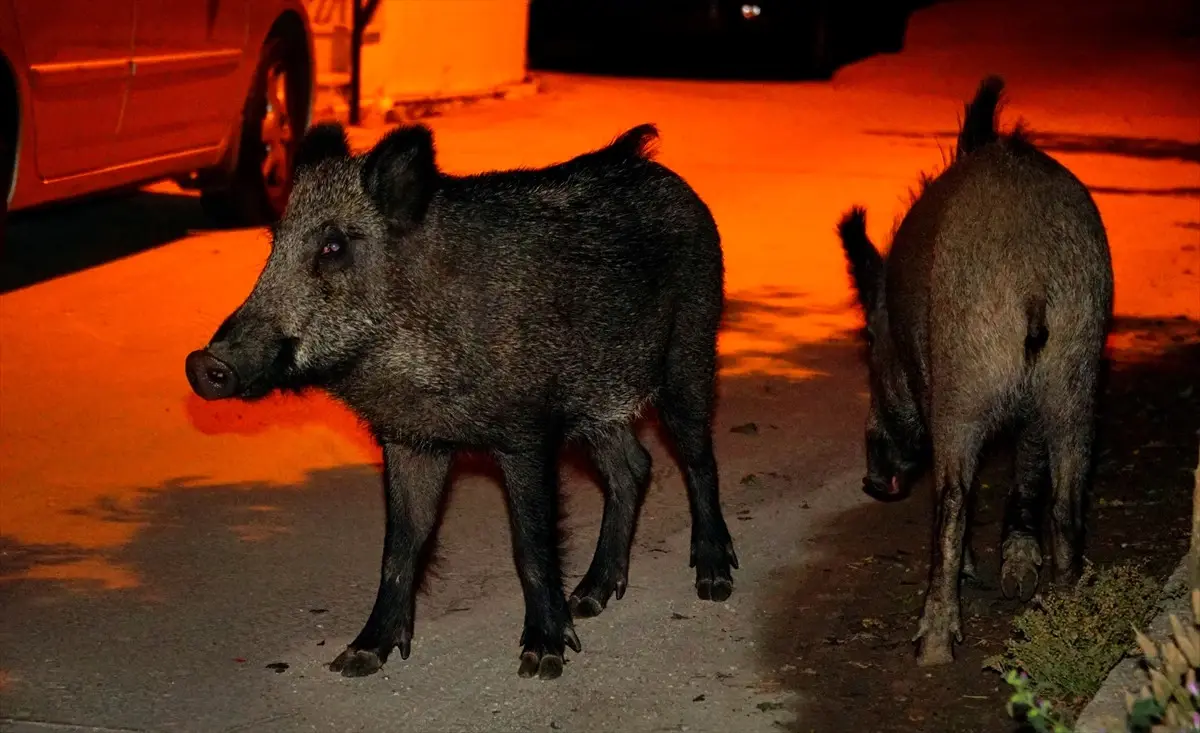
<box><xmin>312</xmin><ymin>75</ymin><xmax>543</xmax><ymax>126</ymax></box>
<box><xmin>1074</xmin><ymin>555</ymin><xmax>1192</xmax><ymax>733</ymax></box>
<box><xmin>384</xmin><ymin>77</ymin><xmax>542</xmax><ymax>123</ymax></box>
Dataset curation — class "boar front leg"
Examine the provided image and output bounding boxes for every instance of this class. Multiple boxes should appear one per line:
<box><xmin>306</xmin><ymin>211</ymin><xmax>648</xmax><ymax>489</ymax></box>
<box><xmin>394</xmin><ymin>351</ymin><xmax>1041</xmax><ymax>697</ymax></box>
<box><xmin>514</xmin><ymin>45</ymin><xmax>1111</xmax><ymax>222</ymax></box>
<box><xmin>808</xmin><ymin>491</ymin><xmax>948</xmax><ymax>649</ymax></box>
<box><xmin>498</xmin><ymin>442</ymin><xmax>581</xmax><ymax>680</ymax></box>
<box><xmin>329</xmin><ymin>444</ymin><xmax>451</xmax><ymax>677</ymax></box>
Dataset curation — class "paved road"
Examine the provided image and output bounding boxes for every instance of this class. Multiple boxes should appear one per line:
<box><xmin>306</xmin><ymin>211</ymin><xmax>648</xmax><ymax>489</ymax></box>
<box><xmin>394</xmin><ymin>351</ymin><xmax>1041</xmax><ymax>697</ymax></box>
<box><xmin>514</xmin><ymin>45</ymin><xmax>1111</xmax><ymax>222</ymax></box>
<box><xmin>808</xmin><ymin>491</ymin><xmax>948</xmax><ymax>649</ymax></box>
<box><xmin>1</xmin><ymin>0</ymin><xmax>1197</xmax><ymax>730</ymax></box>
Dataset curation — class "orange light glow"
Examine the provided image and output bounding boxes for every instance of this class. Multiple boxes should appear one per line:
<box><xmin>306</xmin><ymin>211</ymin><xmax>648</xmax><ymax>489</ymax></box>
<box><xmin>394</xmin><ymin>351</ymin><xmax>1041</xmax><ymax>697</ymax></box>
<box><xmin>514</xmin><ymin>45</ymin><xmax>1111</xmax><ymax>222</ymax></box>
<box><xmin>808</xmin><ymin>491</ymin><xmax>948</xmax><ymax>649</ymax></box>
<box><xmin>2</xmin><ymin>68</ymin><xmax>1197</xmax><ymax>589</ymax></box>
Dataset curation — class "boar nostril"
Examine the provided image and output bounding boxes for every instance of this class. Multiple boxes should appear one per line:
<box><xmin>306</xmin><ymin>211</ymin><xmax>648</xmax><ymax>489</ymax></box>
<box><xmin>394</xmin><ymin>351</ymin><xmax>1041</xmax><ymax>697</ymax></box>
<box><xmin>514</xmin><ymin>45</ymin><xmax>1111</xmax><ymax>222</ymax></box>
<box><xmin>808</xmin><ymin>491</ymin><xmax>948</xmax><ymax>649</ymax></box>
<box><xmin>186</xmin><ymin>350</ymin><xmax>240</xmax><ymax>401</ymax></box>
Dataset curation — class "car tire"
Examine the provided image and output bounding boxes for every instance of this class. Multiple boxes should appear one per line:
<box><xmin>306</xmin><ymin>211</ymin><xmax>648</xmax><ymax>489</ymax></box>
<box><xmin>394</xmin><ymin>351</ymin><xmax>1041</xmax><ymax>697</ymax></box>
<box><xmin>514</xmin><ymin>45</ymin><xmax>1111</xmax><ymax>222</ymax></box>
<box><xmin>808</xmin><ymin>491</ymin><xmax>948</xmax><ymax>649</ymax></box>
<box><xmin>201</xmin><ymin>34</ymin><xmax>308</xmax><ymax>227</ymax></box>
<box><xmin>0</xmin><ymin>133</ymin><xmax>12</xmax><ymax>250</ymax></box>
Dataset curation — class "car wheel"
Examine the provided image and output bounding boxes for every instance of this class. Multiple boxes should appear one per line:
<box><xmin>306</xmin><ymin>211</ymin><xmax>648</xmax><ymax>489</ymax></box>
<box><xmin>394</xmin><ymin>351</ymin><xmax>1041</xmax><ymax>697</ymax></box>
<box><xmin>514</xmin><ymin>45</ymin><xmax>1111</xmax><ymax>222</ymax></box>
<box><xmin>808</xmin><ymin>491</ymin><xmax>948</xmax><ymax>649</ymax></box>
<box><xmin>202</xmin><ymin>34</ymin><xmax>307</xmax><ymax>227</ymax></box>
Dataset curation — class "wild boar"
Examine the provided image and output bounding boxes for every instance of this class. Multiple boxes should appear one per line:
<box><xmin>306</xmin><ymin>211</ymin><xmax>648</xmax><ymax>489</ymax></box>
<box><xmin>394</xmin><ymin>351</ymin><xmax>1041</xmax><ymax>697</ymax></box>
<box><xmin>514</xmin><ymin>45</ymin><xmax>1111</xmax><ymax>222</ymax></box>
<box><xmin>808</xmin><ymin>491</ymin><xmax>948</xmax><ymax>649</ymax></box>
<box><xmin>184</xmin><ymin>121</ymin><xmax>738</xmax><ymax>679</ymax></box>
<box><xmin>835</xmin><ymin>75</ymin><xmax>1114</xmax><ymax>666</ymax></box>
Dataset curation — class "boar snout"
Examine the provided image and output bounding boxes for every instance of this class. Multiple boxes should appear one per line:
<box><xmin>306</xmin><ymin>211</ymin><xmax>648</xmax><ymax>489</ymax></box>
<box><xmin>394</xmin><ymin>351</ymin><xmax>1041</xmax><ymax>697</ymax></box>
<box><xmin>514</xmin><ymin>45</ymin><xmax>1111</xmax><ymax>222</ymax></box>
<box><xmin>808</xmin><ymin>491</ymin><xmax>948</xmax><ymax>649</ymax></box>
<box><xmin>862</xmin><ymin>474</ymin><xmax>909</xmax><ymax>503</ymax></box>
<box><xmin>185</xmin><ymin>349</ymin><xmax>240</xmax><ymax>400</ymax></box>
<box><xmin>863</xmin><ymin>426</ymin><xmax>921</xmax><ymax>502</ymax></box>
<box><xmin>187</xmin><ymin>307</ymin><xmax>295</xmax><ymax>401</ymax></box>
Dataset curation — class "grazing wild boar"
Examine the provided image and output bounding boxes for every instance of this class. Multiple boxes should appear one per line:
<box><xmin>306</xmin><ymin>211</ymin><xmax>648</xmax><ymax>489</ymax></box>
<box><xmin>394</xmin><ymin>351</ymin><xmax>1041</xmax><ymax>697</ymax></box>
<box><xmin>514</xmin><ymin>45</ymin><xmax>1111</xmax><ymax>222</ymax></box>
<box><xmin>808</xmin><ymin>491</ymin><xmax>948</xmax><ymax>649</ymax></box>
<box><xmin>835</xmin><ymin>76</ymin><xmax>1114</xmax><ymax>666</ymax></box>
<box><xmin>184</xmin><ymin>121</ymin><xmax>738</xmax><ymax>680</ymax></box>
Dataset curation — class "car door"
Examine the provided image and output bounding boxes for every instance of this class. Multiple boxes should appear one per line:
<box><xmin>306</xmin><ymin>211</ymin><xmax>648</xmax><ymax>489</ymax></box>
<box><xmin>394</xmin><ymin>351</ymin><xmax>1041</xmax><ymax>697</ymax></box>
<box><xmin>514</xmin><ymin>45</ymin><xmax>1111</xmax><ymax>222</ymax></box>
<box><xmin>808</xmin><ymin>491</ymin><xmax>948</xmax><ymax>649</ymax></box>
<box><xmin>119</xmin><ymin>0</ymin><xmax>249</xmax><ymax>161</ymax></box>
<box><xmin>11</xmin><ymin>0</ymin><xmax>135</xmax><ymax>180</ymax></box>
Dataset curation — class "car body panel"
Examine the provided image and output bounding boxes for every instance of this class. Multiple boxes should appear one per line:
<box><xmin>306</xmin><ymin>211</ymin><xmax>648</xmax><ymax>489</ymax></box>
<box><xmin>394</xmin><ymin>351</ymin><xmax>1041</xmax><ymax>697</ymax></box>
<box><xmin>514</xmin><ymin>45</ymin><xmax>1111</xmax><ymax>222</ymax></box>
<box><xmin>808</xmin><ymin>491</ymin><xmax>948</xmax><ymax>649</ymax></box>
<box><xmin>0</xmin><ymin>0</ymin><xmax>314</xmax><ymax>214</ymax></box>
<box><xmin>120</xmin><ymin>0</ymin><xmax>250</xmax><ymax>162</ymax></box>
<box><xmin>10</xmin><ymin>0</ymin><xmax>135</xmax><ymax>180</ymax></box>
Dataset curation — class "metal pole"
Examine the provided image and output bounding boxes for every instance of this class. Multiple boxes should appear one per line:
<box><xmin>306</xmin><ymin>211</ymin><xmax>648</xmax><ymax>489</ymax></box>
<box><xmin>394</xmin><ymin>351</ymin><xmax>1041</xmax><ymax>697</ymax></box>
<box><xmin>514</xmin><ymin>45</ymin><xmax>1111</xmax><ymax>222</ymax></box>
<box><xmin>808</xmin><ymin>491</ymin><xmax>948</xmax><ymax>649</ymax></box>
<box><xmin>349</xmin><ymin>0</ymin><xmax>380</xmax><ymax>126</ymax></box>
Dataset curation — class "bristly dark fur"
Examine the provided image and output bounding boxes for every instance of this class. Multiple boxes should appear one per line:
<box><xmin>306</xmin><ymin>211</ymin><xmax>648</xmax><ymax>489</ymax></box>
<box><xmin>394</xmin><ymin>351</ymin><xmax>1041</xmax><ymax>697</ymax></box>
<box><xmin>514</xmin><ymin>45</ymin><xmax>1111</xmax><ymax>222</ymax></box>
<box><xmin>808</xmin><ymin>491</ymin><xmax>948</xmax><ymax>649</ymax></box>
<box><xmin>189</xmin><ymin>120</ymin><xmax>738</xmax><ymax>681</ymax></box>
<box><xmin>294</xmin><ymin>122</ymin><xmax>351</xmax><ymax>170</ymax></box>
<box><xmin>903</xmin><ymin>75</ymin><xmax>1035</xmax><ymax>210</ymax></box>
<box><xmin>834</xmin><ymin>74</ymin><xmax>1114</xmax><ymax>668</ymax></box>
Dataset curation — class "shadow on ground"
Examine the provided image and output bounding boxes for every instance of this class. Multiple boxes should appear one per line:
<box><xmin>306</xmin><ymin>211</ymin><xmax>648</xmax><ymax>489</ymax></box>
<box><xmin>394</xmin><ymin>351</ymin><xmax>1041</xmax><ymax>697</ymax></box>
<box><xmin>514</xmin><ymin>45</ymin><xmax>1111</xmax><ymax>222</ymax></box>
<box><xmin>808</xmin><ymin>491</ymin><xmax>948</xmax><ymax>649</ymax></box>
<box><xmin>0</xmin><ymin>304</ymin><xmax>869</xmax><ymax>728</ymax></box>
<box><xmin>2</xmin><ymin>189</ymin><xmax>234</xmax><ymax>293</ymax></box>
<box><xmin>3</xmin><ymin>299</ymin><xmax>1194</xmax><ymax>732</ymax></box>
<box><xmin>757</xmin><ymin>316</ymin><xmax>1200</xmax><ymax>733</ymax></box>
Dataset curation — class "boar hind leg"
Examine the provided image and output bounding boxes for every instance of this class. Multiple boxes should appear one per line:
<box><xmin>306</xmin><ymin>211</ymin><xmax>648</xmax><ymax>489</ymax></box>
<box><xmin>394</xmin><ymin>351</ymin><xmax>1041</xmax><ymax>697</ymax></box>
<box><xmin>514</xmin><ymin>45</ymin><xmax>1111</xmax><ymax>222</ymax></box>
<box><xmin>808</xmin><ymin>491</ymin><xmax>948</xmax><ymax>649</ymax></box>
<box><xmin>915</xmin><ymin>426</ymin><xmax>984</xmax><ymax>667</ymax></box>
<box><xmin>498</xmin><ymin>442</ymin><xmax>581</xmax><ymax>680</ymax></box>
<box><xmin>570</xmin><ymin>425</ymin><xmax>652</xmax><ymax>618</ymax></box>
<box><xmin>659</xmin><ymin>333</ymin><xmax>738</xmax><ymax>602</ymax></box>
<box><xmin>1040</xmin><ymin>368</ymin><xmax>1097</xmax><ymax>587</ymax></box>
<box><xmin>330</xmin><ymin>444</ymin><xmax>450</xmax><ymax>678</ymax></box>
<box><xmin>1001</xmin><ymin>417</ymin><xmax>1047</xmax><ymax>601</ymax></box>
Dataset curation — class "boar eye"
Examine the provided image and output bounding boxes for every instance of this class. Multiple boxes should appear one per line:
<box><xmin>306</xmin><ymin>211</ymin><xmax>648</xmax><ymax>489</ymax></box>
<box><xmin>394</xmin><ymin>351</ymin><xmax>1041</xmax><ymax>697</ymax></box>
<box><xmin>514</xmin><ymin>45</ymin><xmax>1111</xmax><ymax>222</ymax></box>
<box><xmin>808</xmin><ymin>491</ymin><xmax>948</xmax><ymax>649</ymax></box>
<box><xmin>315</xmin><ymin>230</ymin><xmax>352</xmax><ymax>273</ymax></box>
<box><xmin>321</xmin><ymin>236</ymin><xmax>345</xmax><ymax>258</ymax></box>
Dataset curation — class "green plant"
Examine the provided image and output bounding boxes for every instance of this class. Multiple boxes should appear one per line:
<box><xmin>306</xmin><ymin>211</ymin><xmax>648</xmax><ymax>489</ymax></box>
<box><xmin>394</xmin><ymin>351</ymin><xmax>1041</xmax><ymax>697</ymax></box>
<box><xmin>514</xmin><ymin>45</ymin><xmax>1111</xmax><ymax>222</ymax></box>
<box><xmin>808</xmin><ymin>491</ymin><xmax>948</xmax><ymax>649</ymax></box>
<box><xmin>1123</xmin><ymin>589</ymin><xmax>1200</xmax><ymax>733</ymax></box>
<box><xmin>1002</xmin><ymin>668</ymin><xmax>1076</xmax><ymax>733</ymax></box>
<box><xmin>997</xmin><ymin>443</ymin><xmax>1200</xmax><ymax>732</ymax></box>
<box><xmin>986</xmin><ymin>561</ymin><xmax>1160</xmax><ymax>707</ymax></box>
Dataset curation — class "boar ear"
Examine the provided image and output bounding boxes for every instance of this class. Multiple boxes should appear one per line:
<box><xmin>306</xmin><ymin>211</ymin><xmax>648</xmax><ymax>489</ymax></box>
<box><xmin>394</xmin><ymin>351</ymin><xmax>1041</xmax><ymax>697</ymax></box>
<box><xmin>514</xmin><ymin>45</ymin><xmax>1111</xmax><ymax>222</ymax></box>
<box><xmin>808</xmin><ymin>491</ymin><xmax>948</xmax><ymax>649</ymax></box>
<box><xmin>294</xmin><ymin>122</ymin><xmax>351</xmax><ymax>171</ymax></box>
<box><xmin>360</xmin><ymin>123</ymin><xmax>438</xmax><ymax>233</ymax></box>
<box><xmin>836</xmin><ymin>206</ymin><xmax>885</xmax><ymax>314</ymax></box>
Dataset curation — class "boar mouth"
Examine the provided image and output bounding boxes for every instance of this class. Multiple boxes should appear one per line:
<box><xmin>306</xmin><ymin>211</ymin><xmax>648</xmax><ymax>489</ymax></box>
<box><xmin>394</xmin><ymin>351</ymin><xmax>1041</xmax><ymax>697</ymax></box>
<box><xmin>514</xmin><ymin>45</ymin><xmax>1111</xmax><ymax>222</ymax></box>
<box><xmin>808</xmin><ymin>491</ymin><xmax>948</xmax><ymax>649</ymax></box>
<box><xmin>862</xmin><ymin>473</ymin><xmax>913</xmax><ymax>503</ymax></box>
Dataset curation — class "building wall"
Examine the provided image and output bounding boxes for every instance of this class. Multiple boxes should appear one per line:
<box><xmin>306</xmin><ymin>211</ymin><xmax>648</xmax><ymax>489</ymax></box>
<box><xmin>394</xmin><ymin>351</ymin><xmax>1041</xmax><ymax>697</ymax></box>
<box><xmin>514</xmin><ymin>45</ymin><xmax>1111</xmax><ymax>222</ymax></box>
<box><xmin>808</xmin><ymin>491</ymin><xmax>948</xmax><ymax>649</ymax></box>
<box><xmin>302</xmin><ymin>0</ymin><xmax>530</xmax><ymax>104</ymax></box>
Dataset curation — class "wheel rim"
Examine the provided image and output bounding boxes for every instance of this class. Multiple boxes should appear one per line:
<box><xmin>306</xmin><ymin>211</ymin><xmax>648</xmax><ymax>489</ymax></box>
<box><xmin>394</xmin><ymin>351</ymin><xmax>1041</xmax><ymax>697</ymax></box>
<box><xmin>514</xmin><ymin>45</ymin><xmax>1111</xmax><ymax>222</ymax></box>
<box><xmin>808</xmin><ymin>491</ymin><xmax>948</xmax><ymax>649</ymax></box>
<box><xmin>261</xmin><ymin>62</ymin><xmax>294</xmax><ymax>212</ymax></box>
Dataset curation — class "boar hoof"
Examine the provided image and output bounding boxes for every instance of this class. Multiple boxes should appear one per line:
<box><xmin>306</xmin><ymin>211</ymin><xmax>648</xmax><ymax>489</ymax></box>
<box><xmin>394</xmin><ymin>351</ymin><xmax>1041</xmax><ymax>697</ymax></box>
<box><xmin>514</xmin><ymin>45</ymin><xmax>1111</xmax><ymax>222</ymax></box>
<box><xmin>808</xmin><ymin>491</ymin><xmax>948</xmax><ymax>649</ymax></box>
<box><xmin>912</xmin><ymin>610</ymin><xmax>961</xmax><ymax>666</ymax></box>
<box><xmin>569</xmin><ymin>570</ymin><xmax>627</xmax><ymax>619</ymax></box>
<box><xmin>569</xmin><ymin>596</ymin><xmax>605</xmax><ymax>619</ymax></box>
<box><xmin>915</xmin><ymin>635</ymin><xmax>955</xmax><ymax>667</ymax></box>
<box><xmin>517</xmin><ymin>624</ymin><xmax>580</xmax><ymax>680</ymax></box>
<box><xmin>692</xmin><ymin>540</ymin><xmax>737</xmax><ymax>602</ymax></box>
<box><xmin>1000</xmin><ymin>560</ymin><xmax>1040</xmax><ymax>602</ymax></box>
<box><xmin>1000</xmin><ymin>534</ymin><xmax>1042</xmax><ymax>602</ymax></box>
<box><xmin>696</xmin><ymin>576</ymin><xmax>733</xmax><ymax>602</ymax></box>
<box><xmin>518</xmin><ymin>650</ymin><xmax>564</xmax><ymax>680</ymax></box>
<box><xmin>328</xmin><ymin>648</ymin><xmax>384</xmax><ymax>677</ymax></box>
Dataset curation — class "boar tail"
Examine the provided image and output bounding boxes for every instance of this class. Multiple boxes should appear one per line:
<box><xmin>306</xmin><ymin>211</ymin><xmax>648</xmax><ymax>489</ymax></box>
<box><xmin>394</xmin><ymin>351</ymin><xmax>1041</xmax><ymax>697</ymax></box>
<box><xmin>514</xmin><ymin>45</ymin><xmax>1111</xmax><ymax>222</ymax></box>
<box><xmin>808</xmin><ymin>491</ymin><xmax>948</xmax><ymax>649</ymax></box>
<box><xmin>837</xmin><ymin>206</ymin><xmax>884</xmax><ymax>314</ymax></box>
<box><xmin>1023</xmin><ymin>295</ymin><xmax>1049</xmax><ymax>363</ymax></box>
<box><xmin>837</xmin><ymin>206</ymin><xmax>870</xmax><ymax>253</ymax></box>
<box><xmin>957</xmin><ymin>76</ymin><xmax>1005</xmax><ymax>158</ymax></box>
<box><xmin>608</xmin><ymin>124</ymin><xmax>661</xmax><ymax>161</ymax></box>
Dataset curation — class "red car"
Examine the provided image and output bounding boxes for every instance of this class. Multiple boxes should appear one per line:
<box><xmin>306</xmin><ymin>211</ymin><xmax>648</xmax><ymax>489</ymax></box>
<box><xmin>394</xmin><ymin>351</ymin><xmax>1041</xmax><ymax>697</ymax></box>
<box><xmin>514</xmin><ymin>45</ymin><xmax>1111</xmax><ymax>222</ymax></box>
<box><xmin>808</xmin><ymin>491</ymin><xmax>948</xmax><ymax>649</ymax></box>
<box><xmin>1</xmin><ymin>0</ymin><xmax>316</xmax><ymax>240</ymax></box>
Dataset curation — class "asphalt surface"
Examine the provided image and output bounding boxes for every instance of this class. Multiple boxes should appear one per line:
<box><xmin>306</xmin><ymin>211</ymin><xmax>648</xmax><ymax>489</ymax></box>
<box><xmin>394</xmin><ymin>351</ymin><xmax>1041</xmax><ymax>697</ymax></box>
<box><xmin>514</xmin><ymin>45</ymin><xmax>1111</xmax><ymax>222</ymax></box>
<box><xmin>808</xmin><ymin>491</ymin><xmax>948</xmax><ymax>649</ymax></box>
<box><xmin>1</xmin><ymin>0</ymin><xmax>1197</xmax><ymax>731</ymax></box>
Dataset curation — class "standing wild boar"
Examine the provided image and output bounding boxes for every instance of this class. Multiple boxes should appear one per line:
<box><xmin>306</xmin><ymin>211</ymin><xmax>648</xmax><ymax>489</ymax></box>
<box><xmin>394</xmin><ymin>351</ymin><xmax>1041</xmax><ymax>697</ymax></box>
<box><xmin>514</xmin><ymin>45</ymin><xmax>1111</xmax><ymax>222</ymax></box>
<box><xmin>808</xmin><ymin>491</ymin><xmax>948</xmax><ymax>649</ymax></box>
<box><xmin>835</xmin><ymin>76</ymin><xmax>1114</xmax><ymax>666</ymax></box>
<box><xmin>184</xmin><ymin>122</ymin><xmax>738</xmax><ymax>680</ymax></box>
